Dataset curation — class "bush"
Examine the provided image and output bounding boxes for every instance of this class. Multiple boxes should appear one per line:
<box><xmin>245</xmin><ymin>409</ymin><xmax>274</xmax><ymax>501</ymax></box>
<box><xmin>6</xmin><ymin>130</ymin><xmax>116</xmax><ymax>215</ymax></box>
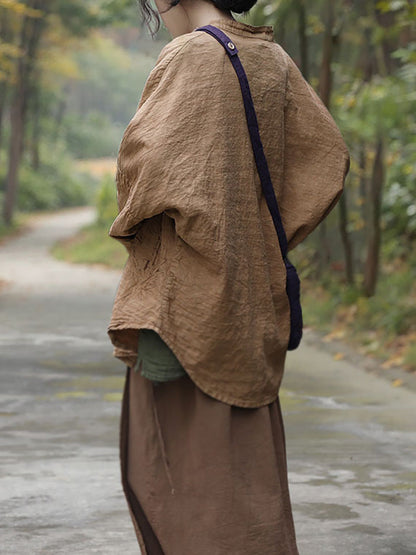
<box><xmin>404</xmin><ymin>343</ymin><xmax>416</xmax><ymax>372</ymax></box>
<box><xmin>95</xmin><ymin>173</ymin><xmax>118</xmax><ymax>227</ymax></box>
<box><xmin>15</xmin><ymin>159</ymin><xmax>95</xmax><ymax>212</ymax></box>
<box><xmin>51</xmin><ymin>221</ymin><xmax>127</xmax><ymax>269</ymax></box>
<box><xmin>63</xmin><ymin>112</ymin><xmax>123</xmax><ymax>160</ymax></box>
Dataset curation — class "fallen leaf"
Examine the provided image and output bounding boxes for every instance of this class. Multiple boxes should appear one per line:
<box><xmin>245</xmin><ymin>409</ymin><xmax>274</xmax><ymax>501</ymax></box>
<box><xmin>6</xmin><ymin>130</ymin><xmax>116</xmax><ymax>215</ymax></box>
<box><xmin>392</xmin><ymin>379</ymin><xmax>403</xmax><ymax>388</ymax></box>
<box><xmin>381</xmin><ymin>356</ymin><xmax>404</xmax><ymax>369</ymax></box>
<box><xmin>333</xmin><ymin>352</ymin><xmax>345</xmax><ymax>361</ymax></box>
<box><xmin>323</xmin><ymin>329</ymin><xmax>346</xmax><ymax>342</ymax></box>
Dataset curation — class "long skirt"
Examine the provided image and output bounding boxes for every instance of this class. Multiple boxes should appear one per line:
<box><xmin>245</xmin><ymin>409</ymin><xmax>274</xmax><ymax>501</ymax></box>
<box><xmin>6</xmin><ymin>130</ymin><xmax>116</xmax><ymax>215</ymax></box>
<box><xmin>120</xmin><ymin>365</ymin><xmax>299</xmax><ymax>555</ymax></box>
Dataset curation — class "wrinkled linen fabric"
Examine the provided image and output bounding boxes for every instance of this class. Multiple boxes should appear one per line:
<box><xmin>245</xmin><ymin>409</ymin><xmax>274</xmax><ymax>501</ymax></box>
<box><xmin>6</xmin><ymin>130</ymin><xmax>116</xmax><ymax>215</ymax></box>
<box><xmin>108</xmin><ymin>18</ymin><xmax>350</xmax><ymax>408</ymax></box>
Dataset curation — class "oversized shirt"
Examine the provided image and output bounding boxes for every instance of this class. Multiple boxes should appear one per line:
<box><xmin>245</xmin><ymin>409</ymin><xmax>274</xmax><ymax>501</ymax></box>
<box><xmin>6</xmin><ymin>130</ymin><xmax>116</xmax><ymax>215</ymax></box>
<box><xmin>107</xmin><ymin>18</ymin><xmax>350</xmax><ymax>408</ymax></box>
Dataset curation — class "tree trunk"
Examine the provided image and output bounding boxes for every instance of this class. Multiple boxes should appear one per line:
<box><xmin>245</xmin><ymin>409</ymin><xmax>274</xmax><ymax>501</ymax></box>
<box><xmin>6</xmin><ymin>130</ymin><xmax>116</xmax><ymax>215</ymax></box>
<box><xmin>357</xmin><ymin>143</ymin><xmax>367</xmax><ymax>273</ymax></box>
<box><xmin>338</xmin><ymin>192</ymin><xmax>355</xmax><ymax>285</ymax></box>
<box><xmin>318</xmin><ymin>0</ymin><xmax>335</xmax><ymax>107</ymax></box>
<box><xmin>52</xmin><ymin>88</ymin><xmax>68</xmax><ymax>143</ymax></box>
<box><xmin>318</xmin><ymin>221</ymin><xmax>332</xmax><ymax>276</ymax></box>
<box><xmin>317</xmin><ymin>0</ymin><xmax>347</xmax><ymax>278</ymax></box>
<box><xmin>363</xmin><ymin>137</ymin><xmax>384</xmax><ymax>297</ymax></box>
<box><xmin>0</xmin><ymin>9</ymin><xmax>12</xmax><ymax>163</ymax></box>
<box><xmin>358</xmin><ymin>143</ymin><xmax>366</xmax><ymax>221</ymax></box>
<box><xmin>361</xmin><ymin>2</ymin><xmax>396</xmax><ymax>294</ymax></box>
<box><xmin>296</xmin><ymin>0</ymin><xmax>309</xmax><ymax>80</ymax></box>
<box><xmin>275</xmin><ymin>6</ymin><xmax>287</xmax><ymax>49</ymax></box>
<box><xmin>3</xmin><ymin>1</ymin><xmax>46</xmax><ymax>226</ymax></box>
<box><xmin>373</xmin><ymin>1</ymin><xmax>400</xmax><ymax>76</ymax></box>
<box><xmin>0</xmin><ymin>82</ymin><xmax>7</xmax><ymax>164</ymax></box>
<box><xmin>3</xmin><ymin>92</ymin><xmax>25</xmax><ymax>224</ymax></box>
<box><xmin>30</xmin><ymin>78</ymin><xmax>41</xmax><ymax>170</ymax></box>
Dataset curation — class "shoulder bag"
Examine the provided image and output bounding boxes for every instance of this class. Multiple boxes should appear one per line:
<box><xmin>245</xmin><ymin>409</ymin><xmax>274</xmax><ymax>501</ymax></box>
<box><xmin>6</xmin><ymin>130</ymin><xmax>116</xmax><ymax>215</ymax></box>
<box><xmin>195</xmin><ymin>24</ymin><xmax>303</xmax><ymax>350</ymax></box>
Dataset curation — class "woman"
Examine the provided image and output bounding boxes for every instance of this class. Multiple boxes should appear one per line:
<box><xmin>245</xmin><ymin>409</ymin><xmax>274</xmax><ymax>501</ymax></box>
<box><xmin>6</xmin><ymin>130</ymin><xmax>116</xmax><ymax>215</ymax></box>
<box><xmin>107</xmin><ymin>0</ymin><xmax>350</xmax><ymax>553</ymax></box>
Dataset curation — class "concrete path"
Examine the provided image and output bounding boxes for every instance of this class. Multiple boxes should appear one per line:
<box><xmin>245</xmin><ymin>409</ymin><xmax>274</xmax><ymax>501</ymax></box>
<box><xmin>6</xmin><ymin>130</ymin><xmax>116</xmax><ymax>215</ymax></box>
<box><xmin>0</xmin><ymin>207</ymin><xmax>415</xmax><ymax>554</ymax></box>
<box><xmin>0</xmin><ymin>208</ymin><xmax>137</xmax><ymax>554</ymax></box>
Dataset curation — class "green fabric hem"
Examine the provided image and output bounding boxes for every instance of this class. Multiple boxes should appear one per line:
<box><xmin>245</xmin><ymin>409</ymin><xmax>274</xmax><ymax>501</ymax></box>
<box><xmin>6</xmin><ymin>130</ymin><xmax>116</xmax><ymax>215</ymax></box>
<box><xmin>134</xmin><ymin>328</ymin><xmax>187</xmax><ymax>384</ymax></box>
<box><xmin>138</xmin><ymin>358</ymin><xmax>187</xmax><ymax>382</ymax></box>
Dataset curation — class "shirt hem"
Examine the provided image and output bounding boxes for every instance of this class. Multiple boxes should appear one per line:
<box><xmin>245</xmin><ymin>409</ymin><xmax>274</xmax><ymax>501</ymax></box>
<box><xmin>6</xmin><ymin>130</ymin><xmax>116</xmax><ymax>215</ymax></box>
<box><xmin>109</xmin><ymin>322</ymin><xmax>282</xmax><ymax>409</ymax></box>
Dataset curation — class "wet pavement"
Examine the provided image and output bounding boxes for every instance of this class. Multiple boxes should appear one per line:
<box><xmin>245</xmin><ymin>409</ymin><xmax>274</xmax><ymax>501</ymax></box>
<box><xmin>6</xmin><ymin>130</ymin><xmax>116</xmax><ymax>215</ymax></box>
<box><xmin>0</xmin><ymin>207</ymin><xmax>415</xmax><ymax>554</ymax></box>
<box><xmin>284</xmin><ymin>344</ymin><xmax>416</xmax><ymax>554</ymax></box>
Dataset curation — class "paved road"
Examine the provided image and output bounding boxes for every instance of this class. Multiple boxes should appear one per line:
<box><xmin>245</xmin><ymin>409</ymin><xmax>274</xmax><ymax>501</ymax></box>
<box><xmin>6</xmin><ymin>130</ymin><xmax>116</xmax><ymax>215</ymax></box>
<box><xmin>0</xmin><ymin>208</ymin><xmax>415</xmax><ymax>554</ymax></box>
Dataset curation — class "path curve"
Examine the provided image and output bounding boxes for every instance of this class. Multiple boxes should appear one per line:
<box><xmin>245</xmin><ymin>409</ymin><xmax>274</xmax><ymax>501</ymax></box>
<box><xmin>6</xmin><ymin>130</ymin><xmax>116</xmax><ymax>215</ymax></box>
<box><xmin>0</xmin><ymin>206</ymin><xmax>118</xmax><ymax>290</ymax></box>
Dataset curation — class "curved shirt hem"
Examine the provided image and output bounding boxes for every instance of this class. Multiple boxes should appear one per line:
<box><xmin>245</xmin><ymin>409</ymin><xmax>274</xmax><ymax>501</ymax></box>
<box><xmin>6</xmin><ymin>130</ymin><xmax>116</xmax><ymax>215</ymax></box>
<box><xmin>108</xmin><ymin>323</ymin><xmax>283</xmax><ymax>409</ymax></box>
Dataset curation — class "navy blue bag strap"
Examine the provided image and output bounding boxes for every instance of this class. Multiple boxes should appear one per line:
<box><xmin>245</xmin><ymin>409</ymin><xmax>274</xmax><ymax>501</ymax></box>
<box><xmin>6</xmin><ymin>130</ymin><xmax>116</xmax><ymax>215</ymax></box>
<box><xmin>195</xmin><ymin>24</ymin><xmax>288</xmax><ymax>258</ymax></box>
<box><xmin>195</xmin><ymin>24</ymin><xmax>303</xmax><ymax>351</ymax></box>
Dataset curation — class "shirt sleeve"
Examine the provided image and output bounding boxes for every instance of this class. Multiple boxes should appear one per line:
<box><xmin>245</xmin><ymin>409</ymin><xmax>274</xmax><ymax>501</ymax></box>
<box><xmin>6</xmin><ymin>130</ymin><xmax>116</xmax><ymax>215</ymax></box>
<box><xmin>107</xmin><ymin>35</ymin><xmax>207</xmax><ymax>248</ymax></box>
<box><xmin>280</xmin><ymin>53</ymin><xmax>350</xmax><ymax>252</ymax></box>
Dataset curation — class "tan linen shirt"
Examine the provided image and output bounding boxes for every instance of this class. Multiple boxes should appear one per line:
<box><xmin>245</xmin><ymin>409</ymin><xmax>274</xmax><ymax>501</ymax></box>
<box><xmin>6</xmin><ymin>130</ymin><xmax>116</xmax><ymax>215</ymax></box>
<box><xmin>107</xmin><ymin>18</ymin><xmax>350</xmax><ymax>408</ymax></box>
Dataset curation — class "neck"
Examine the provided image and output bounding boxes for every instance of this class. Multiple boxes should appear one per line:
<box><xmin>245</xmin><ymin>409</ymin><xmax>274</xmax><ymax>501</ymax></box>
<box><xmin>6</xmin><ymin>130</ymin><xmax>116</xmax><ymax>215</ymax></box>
<box><xmin>155</xmin><ymin>0</ymin><xmax>236</xmax><ymax>38</ymax></box>
<box><xmin>181</xmin><ymin>0</ymin><xmax>236</xmax><ymax>32</ymax></box>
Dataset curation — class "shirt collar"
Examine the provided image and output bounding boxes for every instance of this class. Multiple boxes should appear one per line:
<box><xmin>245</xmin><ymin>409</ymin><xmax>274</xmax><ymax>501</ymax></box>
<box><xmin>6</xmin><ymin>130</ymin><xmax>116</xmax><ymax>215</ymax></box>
<box><xmin>196</xmin><ymin>18</ymin><xmax>274</xmax><ymax>42</ymax></box>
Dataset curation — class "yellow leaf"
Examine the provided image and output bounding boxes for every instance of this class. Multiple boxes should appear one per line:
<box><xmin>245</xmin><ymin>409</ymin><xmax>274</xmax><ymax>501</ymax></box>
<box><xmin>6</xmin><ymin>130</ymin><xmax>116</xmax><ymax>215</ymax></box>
<box><xmin>333</xmin><ymin>352</ymin><xmax>345</xmax><ymax>361</ymax></box>
<box><xmin>392</xmin><ymin>379</ymin><xmax>403</xmax><ymax>388</ymax></box>
<box><xmin>323</xmin><ymin>329</ymin><xmax>346</xmax><ymax>342</ymax></box>
<box><xmin>381</xmin><ymin>356</ymin><xmax>404</xmax><ymax>369</ymax></box>
<box><xmin>0</xmin><ymin>0</ymin><xmax>42</xmax><ymax>18</ymax></box>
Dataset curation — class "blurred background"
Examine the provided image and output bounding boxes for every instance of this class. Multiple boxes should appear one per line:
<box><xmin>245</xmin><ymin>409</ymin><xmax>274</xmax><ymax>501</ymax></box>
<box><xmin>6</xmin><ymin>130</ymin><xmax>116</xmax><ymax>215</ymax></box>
<box><xmin>0</xmin><ymin>0</ymin><xmax>415</xmax><ymax>371</ymax></box>
<box><xmin>1</xmin><ymin>2</ymin><xmax>416</xmax><ymax>552</ymax></box>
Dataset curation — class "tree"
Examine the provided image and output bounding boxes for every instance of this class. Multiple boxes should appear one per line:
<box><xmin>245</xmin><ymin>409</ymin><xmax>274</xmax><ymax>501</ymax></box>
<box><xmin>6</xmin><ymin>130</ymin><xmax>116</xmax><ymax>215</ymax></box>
<box><xmin>248</xmin><ymin>0</ymin><xmax>415</xmax><ymax>299</ymax></box>
<box><xmin>3</xmin><ymin>0</ymin><xmax>45</xmax><ymax>225</ymax></box>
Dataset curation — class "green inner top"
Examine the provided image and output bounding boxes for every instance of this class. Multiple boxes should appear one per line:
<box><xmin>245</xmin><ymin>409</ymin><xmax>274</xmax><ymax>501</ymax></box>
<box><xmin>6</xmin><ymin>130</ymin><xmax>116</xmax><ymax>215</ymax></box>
<box><xmin>134</xmin><ymin>328</ymin><xmax>187</xmax><ymax>384</ymax></box>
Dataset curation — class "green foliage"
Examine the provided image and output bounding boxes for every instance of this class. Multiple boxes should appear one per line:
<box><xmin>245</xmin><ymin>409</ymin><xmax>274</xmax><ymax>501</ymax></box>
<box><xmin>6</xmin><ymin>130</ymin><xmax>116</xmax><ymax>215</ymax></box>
<box><xmin>0</xmin><ymin>211</ymin><xmax>28</xmax><ymax>242</ymax></box>
<box><xmin>96</xmin><ymin>0</ymin><xmax>142</xmax><ymax>26</ymax></box>
<box><xmin>333</xmin><ymin>42</ymin><xmax>416</xmax><ymax>246</ymax></box>
<box><xmin>299</xmin><ymin>285</ymin><xmax>337</xmax><ymax>334</ymax></box>
<box><xmin>354</xmin><ymin>270</ymin><xmax>416</xmax><ymax>336</ymax></box>
<box><xmin>300</xmin><ymin>258</ymin><xmax>416</xmax><ymax>364</ymax></box>
<box><xmin>95</xmin><ymin>172</ymin><xmax>118</xmax><ymax>227</ymax></box>
<box><xmin>63</xmin><ymin>112</ymin><xmax>123</xmax><ymax>159</ymax></box>
<box><xmin>49</xmin><ymin>0</ymin><xmax>105</xmax><ymax>36</ymax></box>
<box><xmin>297</xmin><ymin>231</ymin><xmax>416</xmax><ymax>337</ymax></box>
<box><xmin>337</xmin><ymin>74</ymin><xmax>412</xmax><ymax>141</ymax></box>
<box><xmin>50</xmin><ymin>171</ymin><xmax>124</xmax><ymax>268</ymax></box>
<box><xmin>54</xmin><ymin>35</ymin><xmax>156</xmax><ymax>159</ymax></box>
<box><xmin>68</xmin><ymin>37</ymin><xmax>156</xmax><ymax>127</ymax></box>
<box><xmin>17</xmin><ymin>165</ymin><xmax>92</xmax><ymax>212</ymax></box>
<box><xmin>404</xmin><ymin>343</ymin><xmax>416</xmax><ymax>371</ymax></box>
<box><xmin>0</xmin><ymin>148</ymin><xmax>97</xmax><ymax>212</ymax></box>
<box><xmin>51</xmin><ymin>221</ymin><xmax>127</xmax><ymax>269</ymax></box>
<box><xmin>384</xmin><ymin>178</ymin><xmax>416</xmax><ymax>238</ymax></box>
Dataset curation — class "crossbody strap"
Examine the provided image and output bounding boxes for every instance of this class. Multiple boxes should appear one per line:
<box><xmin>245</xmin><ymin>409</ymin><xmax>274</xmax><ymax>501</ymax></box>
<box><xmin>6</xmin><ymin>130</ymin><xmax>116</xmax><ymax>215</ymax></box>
<box><xmin>195</xmin><ymin>24</ymin><xmax>289</xmax><ymax>259</ymax></box>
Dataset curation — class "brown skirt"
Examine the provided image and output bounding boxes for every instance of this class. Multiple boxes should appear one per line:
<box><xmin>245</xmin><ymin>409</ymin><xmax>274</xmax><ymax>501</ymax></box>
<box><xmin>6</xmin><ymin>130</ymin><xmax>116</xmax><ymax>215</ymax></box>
<box><xmin>120</xmin><ymin>366</ymin><xmax>299</xmax><ymax>555</ymax></box>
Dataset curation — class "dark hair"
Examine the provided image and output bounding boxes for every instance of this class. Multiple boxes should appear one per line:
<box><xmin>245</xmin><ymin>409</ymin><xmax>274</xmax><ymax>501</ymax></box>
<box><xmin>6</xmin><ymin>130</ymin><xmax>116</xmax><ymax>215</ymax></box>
<box><xmin>138</xmin><ymin>0</ymin><xmax>258</xmax><ymax>39</ymax></box>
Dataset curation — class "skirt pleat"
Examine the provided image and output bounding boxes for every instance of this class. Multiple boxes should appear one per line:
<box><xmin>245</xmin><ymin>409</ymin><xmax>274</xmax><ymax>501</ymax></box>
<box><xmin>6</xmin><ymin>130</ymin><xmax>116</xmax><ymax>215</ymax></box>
<box><xmin>120</xmin><ymin>366</ymin><xmax>299</xmax><ymax>555</ymax></box>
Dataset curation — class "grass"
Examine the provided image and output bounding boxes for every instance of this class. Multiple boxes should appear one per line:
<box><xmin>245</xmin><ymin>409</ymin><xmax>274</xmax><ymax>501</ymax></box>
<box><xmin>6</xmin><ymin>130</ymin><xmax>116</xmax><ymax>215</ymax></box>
<box><xmin>51</xmin><ymin>221</ymin><xmax>127</xmax><ymax>269</ymax></box>
<box><xmin>299</xmin><ymin>260</ymin><xmax>416</xmax><ymax>374</ymax></box>
<box><xmin>403</xmin><ymin>343</ymin><xmax>416</xmax><ymax>370</ymax></box>
<box><xmin>0</xmin><ymin>212</ymin><xmax>32</xmax><ymax>244</ymax></box>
